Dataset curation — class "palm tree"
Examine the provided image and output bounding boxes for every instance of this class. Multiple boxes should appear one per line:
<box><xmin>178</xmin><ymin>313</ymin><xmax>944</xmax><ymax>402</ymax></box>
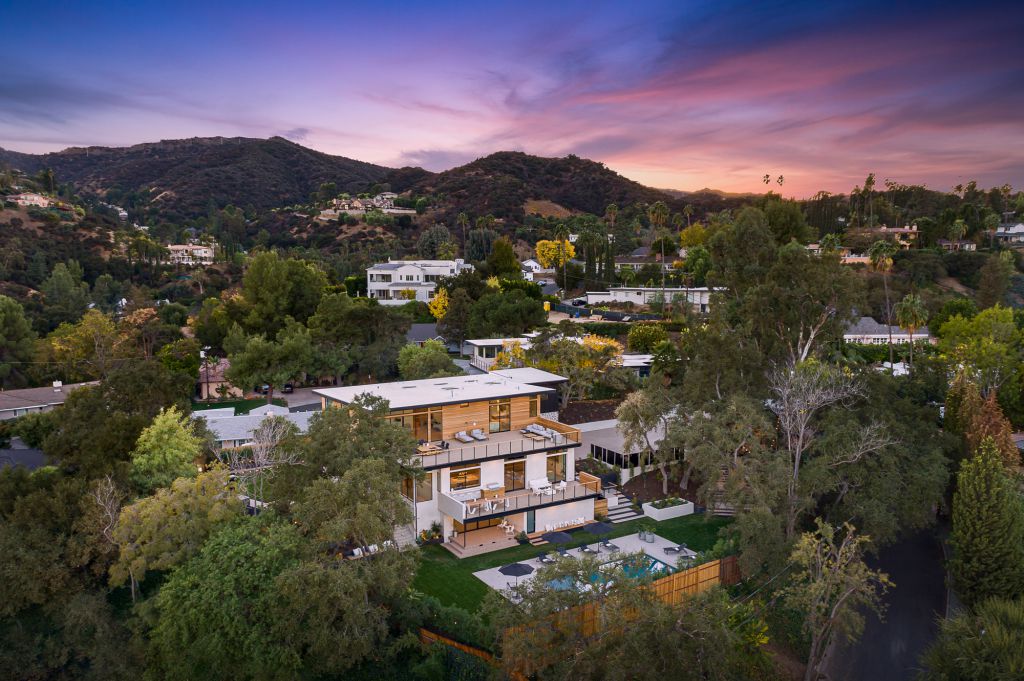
<box><xmin>605</xmin><ymin>203</ymin><xmax>618</xmax><ymax>227</ymax></box>
<box><xmin>983</xmin><ymin>213</ymin><xmax>1000</xmax><ymax>249</ymax></box>
<box><xmin>554</xmin><ymin>222</ymin><xmax>570</xmax><ymax>298</ymax></box>
<box><xmin>648</xmin><ymin>201</ymin><xmax>669</xmax><ymax>230</ymax></box>
<box><xmin>820</xmin><ymin>233</ymin><xmax>842</xmax><ymax>254</ymax></box>
<box><xmin>948</xmin><ymin>219</ymin><xmax>967</xmax><ymax>249</ymax></box>
<box><xmin>894</xmin><ymin>293</ymin><xmax>928</xmax><ymax>368</ymax></box>
<box><xmin>683</xmin><ymin>204</ymin><xmax>694</xmax><ymax>227</ymax></box>
<box><xmin>868</xmin><ymin>240</ymin><xmax>898</xmax><ymax>370</ymax></box>
<box><xmin>456</xmin><ymin>212</ymin><xmax>469</xmax><ymax>249</ymax></box>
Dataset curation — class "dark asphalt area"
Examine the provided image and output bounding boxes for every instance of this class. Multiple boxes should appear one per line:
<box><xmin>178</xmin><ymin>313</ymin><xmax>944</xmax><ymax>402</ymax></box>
<box><xmin>828</xmin><ymin>529</ymin><xmax>946</xmax><ymax>681</ymax></box>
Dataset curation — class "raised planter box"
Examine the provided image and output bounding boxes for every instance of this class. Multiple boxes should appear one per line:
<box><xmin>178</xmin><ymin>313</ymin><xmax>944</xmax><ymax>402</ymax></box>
<box><xmin>642</xmin><ymin>499</ymin><xmax>695</xmax><ymax>522</ymax></box>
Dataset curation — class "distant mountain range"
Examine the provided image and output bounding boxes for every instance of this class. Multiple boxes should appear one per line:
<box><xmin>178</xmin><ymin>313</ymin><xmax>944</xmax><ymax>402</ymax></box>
<box><xmin>0</xmin><ymin>137</ymin><xmax>751</xmax><ymax>221</ymax></box>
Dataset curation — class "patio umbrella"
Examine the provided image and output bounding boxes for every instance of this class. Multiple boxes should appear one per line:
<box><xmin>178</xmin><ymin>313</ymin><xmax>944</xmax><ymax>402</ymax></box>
<box><xmin>541</xmin><ymin>531</ymin><xmax>573</xmax><ymax>545</ymax></box>
<box><xmin>499</xmin><ymin>562</ymin><xmax>534</xmax><ymax>586</ymax></box>
<box><xmin>584</xmin><ymin>521</ymin><xmax>614</xmax><ymax>536</ymax></box>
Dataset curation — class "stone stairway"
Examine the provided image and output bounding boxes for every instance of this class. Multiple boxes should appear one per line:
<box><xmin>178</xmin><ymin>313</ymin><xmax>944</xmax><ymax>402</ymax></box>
<box><xmin>605</xmin><ymin>490</ymin><xmax>643</xmax><ymax>524</ymax></box>
<box><xmin>394</xmin><ymin>523</ymin><xmax>418</xmax><ymax>549</ymax></box>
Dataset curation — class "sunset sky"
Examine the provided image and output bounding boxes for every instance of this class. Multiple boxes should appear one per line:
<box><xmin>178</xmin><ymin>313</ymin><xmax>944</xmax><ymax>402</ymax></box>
<box><xmin>2</xmin><ymin>0</ymin><xmax>1022</xmax><ymax>197</ymax></box>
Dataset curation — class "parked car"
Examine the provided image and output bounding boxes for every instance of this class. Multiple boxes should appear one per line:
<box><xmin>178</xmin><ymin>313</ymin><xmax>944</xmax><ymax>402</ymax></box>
<box><xmin>282</xmin><ymin>383</ymin><xmax>294</xmax><ymax>394</ymax></box>
<box><xmin>256</xmin><ymin>384</ymin><xmax>270</xmax><ymax>395</ymax></box>
<box><xmin>571</xmin><ymin>299</ymin><xmax>587</xmax><ymax>307</ymax></box>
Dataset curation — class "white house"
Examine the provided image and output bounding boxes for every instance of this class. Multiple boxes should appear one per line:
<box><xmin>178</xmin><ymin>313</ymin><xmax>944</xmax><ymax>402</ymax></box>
<box><xmin>8</xmin><ymin>192</ymin><xmax>51</xmax><ymax>207</ymax></box>
<box><xmin>996</xmin><ymin>223</ymin><xmax>1024</xmax><ymax>244</ymax></box>
<box><xmin>165</xmin><ymin>243</ymin><xmax>215</xmax><ymax>266</ymax></box>
<box><xmin>367</xmin><ymin>259</ymin><xmax>474</xmax><ymax>305</ymax></box>
<box><xmin>197</xmin><ymin>404</ymin><xmax>316</xmax><ymax>450</ymax></box>
<box><xmin>314</xmin><ymin>373</ymin><xmax>596</xmax><ymax>556</ymax></box>
<box><xmin>585</xmin><ymin>286</ymin><xmax>715</xmax><ymax>313</ymax></box>
<box><xmin>843</xmin><ymin>316</ymin><xmax>931</xmax><ymax>345</ymax></box>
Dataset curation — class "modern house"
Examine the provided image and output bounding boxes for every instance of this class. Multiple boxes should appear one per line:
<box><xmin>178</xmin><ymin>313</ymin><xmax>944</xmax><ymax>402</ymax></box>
<box><xmin>0</xmin><ymin>381</ymin><xmax>96</xmax><ymax>421</ymax></box>
<box><xmin>314</xmin><ymin>374</ymin><xmax>600</xmax><ymax>556</ymax></box>
<box><xmin>488</xmin><ymin>367</ymin><xmax>566</xmax><ymax>414</ymax></box>
<box><xmin>843</xmin><ymin>316</ymin><xmax>931</xmax><ymax>345</ymax></box>
<box><xmin>165</xmin><ymin>243</ymin><xmax>215</xmax><ymax>266</ymax></box>
<box><xmin>367</xmin><ymin>259</ymin><xmax>474</xmax><ymax>305</ymax></box>
<box><xmin>937</xmin><ymin>239</ymin><xmax>977</xmax><ymax>252</ymax></box>
<box><xmin>585</xmin><ymin>286</ymin><xmax>714</xmax><ymax>313</ymax></box>
<box><xmin>465</xmin><ymin>337</ymin><xmax>533</xmax><ymax>372</ymax></box>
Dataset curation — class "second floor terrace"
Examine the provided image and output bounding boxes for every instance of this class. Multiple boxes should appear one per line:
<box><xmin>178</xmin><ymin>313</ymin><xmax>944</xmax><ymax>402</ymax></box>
<box><xmin>412</xmin><ymin>417</ymin><xmax>580</xmax><ymax>470</ymax></box>
<box><xmin>437</xmin><ymin>472</ymin><xmax>602</xmax><ymax>522</ymax></box>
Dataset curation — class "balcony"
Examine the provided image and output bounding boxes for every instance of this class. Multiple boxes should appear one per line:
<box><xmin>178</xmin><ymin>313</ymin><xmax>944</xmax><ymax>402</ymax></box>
<box><xmin>412</xmin><ymin>417</ymin><xmax>580</xmax><ymax>470</ymax></box>
<box><xmin>440</xmin><ymin>474</ymin><xmax>602</xmax><ymax>522</ymax></box>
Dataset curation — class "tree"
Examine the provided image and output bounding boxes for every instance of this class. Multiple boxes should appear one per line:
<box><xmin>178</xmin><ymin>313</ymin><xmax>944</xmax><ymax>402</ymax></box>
<box><xmin>939</xmin><ymin>305</ymin><xmax>1022</xmax><ymax>395</ymax></box>
<box><xmin>965</xmin><ymin>393</ymin><xmax>1021</xmax><ymax>468</ymax></box>
<box><xmin>157</xmin><ymin>337</ymin><xmax>201</xmax><ymax>379</ymax></box>
<box><xmin>949</xmin><ymin>438</ymin><xmax>1024</xmax><ymax>605</ymax></box>
<box><xmin>466</xmin><ymin>227</ymin><xmax>498</xmax><ymax>261</ymax></box>
<box><xmin>148</xmin><ymin>516</ymin><xmax>304</xmax><ymax>681</ymax></box>
<box><xmin>240</xmin><ymin>251</ymin><xmax>327</xmax><ymax>336</ymax></box>
<box><xmin>626</xmin><ymin>322</ymin><xmax>668</xmax><ymax>353</ymax></box>
<box><xmin>226</xmin><ymin>322</ymin><xmax>313</xmax><ymax>403</ymax></box>
<box><xmin>679</xmin><ymin>223</ymin><xmax>707</xmax><ymax>249</ymax></box>
<box><xmin>977</xmin><ymin>252</ymin><xmax>1014</xmax><ymax>309</ymax></box>
<box><xmin>110</xmin><ymin>469</ymin><xmax>241</xmax><ymax>598</ymax></box>
<box><xmin>920</xmin><ymin>596</ymin><xmax>1024</xmax><ymax>680</ymax></box>
<box><xmin>456</xmin><ymin>211</ymin><xmax>470</xmax><ymax>246</ymax></box>
<box><xmin>526</xmin><ymin>329</ymin><xmax>626</xmax><ymax>409</ymax></box>
<box><xmin>192</xmin><ymin>297</ymin><xmax>232</xmax><ymax>353</ymax></box>
<box><xmin>129</xmin><ymin>406</ymin><xmax>201</xmax><ymax>494</ymax></box>
<box><xmin>893</xmin><ymin>293</ymin><xmax>928</xmax><ymax>367</ymax></box>
<box><xmin>0</xmin><ymin>295</ymin><xmax>35</xmax><ymax>388</ymax></box>
<box><xmin>534</xmin><ymin>239</ymin><xmax>575</xmax><ymax>270</ymax></box>
<box><xmin>437</xmin><ymin>288</ymin><xmax>472</xmax><ymax>351</ymax></box>
<box><xmin>428</xmin><ymin>286</ymin><xmax>449</xmax><ymax>320</ymax></box>
<box><xmin>868</xmin><ymin>240</ymin><xmax>898</xmax><ymax>369</ymax></box>
<box><xmin>648</xmin><ymin>200</ymin><xmax>669</xmax><ymax>229</ymax></box>
<box><xmin>763</xmin><ymin>195</ymin><xmax>813</xmax><ymax>244</ymax></box>
<box><xmin>467</xmin><ymin>290</ymin><xmax>546</xmax><ymax>338</ymax></box>
<box><xmin>684</xmin><ymin>244</ymin><xmax>712</xmax><ymax>286</ymax></box>
<box><xmin>783</xmin><ymin>520</ymin><xmax>892</xmax><ymax>681</ymax></box>
<box><xmin>39</xmin><ymin>261</ymin><xmax>90</xmax><ymax>331</ymax></box>
<box><xmin>397</xmin><ymin>339</ymin><xmax>460</xmax><ymax>380</ymax></box>
<box><xmin>948</xmin><ymin>217</ymin><xmax>968</xmax><ymax>244</ymax></box>
<box><xmin>416</xmin><ymin>223</ymin><xmax>455</xmax><ymax>259</ymax></box>
<box><xmin>616</xmin><ymin>384</ymin><xmax>676</xmax><ymax>494</ymax></box>
<box><xmin>486</xmin><ymin>237</ymin><xmax>521</xmax><ymax>278</ymax></box>
<box><xmin>220</xmin><ymin>415</ymin><xmax>299</xmax><ymax>502</ymax></box>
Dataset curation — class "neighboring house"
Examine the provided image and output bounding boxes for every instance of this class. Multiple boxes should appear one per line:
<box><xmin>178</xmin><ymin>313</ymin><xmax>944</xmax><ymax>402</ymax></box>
<box><xmin>465</xmin><ymin>337</ymin><xmax>532</xmax><ymax>372</ymax></box>
<box><xmin>585</xmin><ymin>286</ymin><xmax>714</xmax><ymax>313</ymax></box>
<box><xmin>197</xmin><ymin>357</ymin><xmax>244</xmax><ymax>400</ymax></box>
<box><xmin>406</xmin><ymin>323</ymin><xmax>459</xmax><ymax>353</ymax></box>
<box><xmin>843</xmin><ymin>316</ymin><xmax>931</xmax><ymax>345</ymax></box>
<box><xmin>995</xmin><ymin>223</ymin><xmax>1024</xmax><ymax>244</ymax></box>
<box><xmin>8</xmin><ymin>192</ymin><xmax>51</xmax><ymax>207</ymax></box>
<box><xmin>165</xmin><ymin>243</ymin><xmax>215</xmax><ymax>266</ymax></box>
<box><xmin>367</xmin><ymin>259</ymin><xmax>474</xmax><ymax>305</ymax></box>
<box><xmin>0</xmin><ymin>381</ymin><xmax>95</xmax><ymax>421</ymax></box>
<box><xmin>578</xmin><ymin>417</ymin><xmax>666</xmax><ymax>469</ymax></box>
<box><xmin>620</xmin><ymin>353</ymin><xmax>654</xmax><ymax>378</ymax></box>
<box><xmin>937</xmin><ymin>239</ymin><xmax>977</xmax><ymax>252</ymax></box>
<box><xmin>521</xmin><ymin>258</ymin><xmax>547</xmax><ymax>274</ymax></box>
<box><xmin>314</xmin><ymin>373</ymin><xmax>595</xmax><ymax>556</ymax></box>
<box><xmin>859</xmin><ymin>224</ymin><xmax>919</xmax><ymax>248</ymax></box>
<box><xmin>807</xmin><ymin>243</ymin><xmax>880</xmax><ymax>265</ymax></box>
<box><xmin>199</xmin><ymin>404</ymin><xmax>315</xmax><ymax>449</ymax></box>
<box><xmin>613</xmin><ymin>255</ymin><xmax>676</xmax><ymax>274</ymax></box>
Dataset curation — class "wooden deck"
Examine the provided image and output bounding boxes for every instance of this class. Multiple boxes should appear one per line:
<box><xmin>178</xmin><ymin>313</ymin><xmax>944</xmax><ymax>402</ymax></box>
<box><xmin>442</xmin><ymin>525</ymin><xmax>518</xmax><ymax>558</ymax></box>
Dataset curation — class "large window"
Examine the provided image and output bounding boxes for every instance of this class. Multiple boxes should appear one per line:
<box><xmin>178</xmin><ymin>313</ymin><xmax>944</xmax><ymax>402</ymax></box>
<box><xmin>401</xmin><ymin>472</ymin><xmax>433</xmax><ymax>502</ymax></box>
<box><xmin>529</xmin><ymin>396</ymin><xmax>539</xmax><ymax>418</ymax></box>
<box><xmin>547</xmin><ymin>452</ymin><xmax>566</xmax><ymax>482</ymax></box>
<box><xmin>450</xmin><ymin>465</ymin><xmax>481</xmax><ymax>491</ymax></box>
<box><xmin>489</xmin><ymin>398</ymin><xmax>511</xmax><ymax>433</ymax></box>
<box><xmin>388</xmin><ymin>407</ymin><xmax>444</xmax><ymax>442</ymax></box>
<box><xmin>504</xmin><ymin>459</ymin><xmax>526</xmax><ymax>492</ymax></box>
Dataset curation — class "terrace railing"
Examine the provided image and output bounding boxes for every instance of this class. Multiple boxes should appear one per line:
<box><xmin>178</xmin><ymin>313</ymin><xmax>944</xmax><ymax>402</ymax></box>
<box><xmin>443</xmin><ymin>476</ymin><xmax>601</xmax><ymax>521</ymax></box>
<box><xmin>414</xmin><ymin>419</ymin><xmax>581</xmax><ymax>469</ymax></box>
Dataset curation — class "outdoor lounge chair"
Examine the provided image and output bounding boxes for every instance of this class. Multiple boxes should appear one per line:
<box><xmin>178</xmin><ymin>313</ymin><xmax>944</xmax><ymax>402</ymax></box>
<box><xmin>580</xmin><ymin>545</ymin><xmax>598</xmax><ymax>554</ymax></box>
<box><xmin>454</xmin><ymin>431</ymin><xmax>475</xmax><ymax>443</ymax></box>
<box><xmin>367</xmin><ymin>544</ymin><xmax>379</xmax><ymax>554</ymax></box>
<box><xmin>538</xmin><ymin>552</ymin><xmax>556</xmax><ymax>564</ymax></box>
<box><xmin>469</xmin><ymin>428</ymin><xmax>488</xmax><ymax>441</ymax></box>
<box><xmin>556</xmin><ymin>546</ymin><xmax>569</xmax><ymax>557</ymax></box>
<box><xmin>600</xmin><ymin>539</ymin><xmax>619</xmax><ymax>551</ymax></box>
<box><xmin>664</xmin><ymin>544</ymin><xmax>689</xmax><ymax>554</ymax></box>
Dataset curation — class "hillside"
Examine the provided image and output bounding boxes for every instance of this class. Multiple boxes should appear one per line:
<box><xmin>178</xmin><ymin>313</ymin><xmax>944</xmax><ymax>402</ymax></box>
<box><xmin>0</xmin><ymin>137</ymin><xmax>390</xmax><ymax>220</ymax></box>
<box><xmin>390</xmin><ymin>151</ymin><xmax>674</xmax><ymax>223</ymax></box>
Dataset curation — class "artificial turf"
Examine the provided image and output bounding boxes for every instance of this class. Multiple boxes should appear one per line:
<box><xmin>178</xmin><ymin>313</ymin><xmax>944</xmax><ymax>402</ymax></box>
<box><xmin>412</xmin><ymin>513</ymin><xmax>731</xmax><ymax>612</ymax></box>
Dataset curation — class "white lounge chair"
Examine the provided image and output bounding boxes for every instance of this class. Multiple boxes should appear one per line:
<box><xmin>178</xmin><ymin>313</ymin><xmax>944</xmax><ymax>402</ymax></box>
<box><xmin>467</xmin><ymin>505</ymin><xmax>479</xmax><ymax>516</ymax></box>
<box><xmin>469</xmin><ymin>428</ymin><xmax>488</xmax><ymax>441</ymax></box>
<box><xmin>352</xmin><ymin>547</ymin><xmax>363</xmax><ymax>558</ymax></box>
<box><xmin>367</xmin><ymin>544</ymin><xmax>379</xmax><ymax>554</ymax></box>
<box><xmin>454</xmin><ymin>431</ymin><xmax>475</xmax><ymax>443</ymax></box>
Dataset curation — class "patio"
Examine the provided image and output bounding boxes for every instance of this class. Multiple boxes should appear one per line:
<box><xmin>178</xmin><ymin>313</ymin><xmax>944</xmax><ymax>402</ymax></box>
<box><xmin>414</xmin><ymin>418</ymin><xmax>580</xmax><ymax>470</ymax></box>
<box><xmin>472</xmin><ymin>531</ymin><xmax>698</xmax><ymax>592</ymax></box>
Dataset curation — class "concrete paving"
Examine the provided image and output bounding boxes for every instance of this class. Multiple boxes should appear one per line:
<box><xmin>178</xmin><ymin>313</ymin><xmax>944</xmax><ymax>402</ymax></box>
<box><xmin>282</xmin><ymin>387</ymin><xmax>323</xmax><ymax>410</ymax></box>
<box><xmin>472</xmin><ymin>531</ymin><xmax>696</xmax><ymax>592</ymax></box>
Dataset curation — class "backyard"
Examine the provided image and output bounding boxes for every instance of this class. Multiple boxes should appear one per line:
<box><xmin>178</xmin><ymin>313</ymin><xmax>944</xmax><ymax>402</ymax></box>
<box><xmin>413</xmin><ymin>513</ymin><xmax>731</xmax><ymax>612</ymax></box>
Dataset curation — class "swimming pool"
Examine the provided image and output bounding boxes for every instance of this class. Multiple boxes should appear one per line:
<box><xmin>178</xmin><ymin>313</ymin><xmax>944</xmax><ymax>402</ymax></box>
<box><xmin>547</xmin><ymin>554</ymin><xmax>674</xmax><ymax>591</ymax></box>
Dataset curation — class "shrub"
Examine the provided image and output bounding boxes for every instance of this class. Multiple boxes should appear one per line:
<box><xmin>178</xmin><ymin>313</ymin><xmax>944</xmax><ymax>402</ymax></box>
<box><xmin>627</xmin><ymin>322</ymin><xmax>669</xmax><ymax>352</ymax></box>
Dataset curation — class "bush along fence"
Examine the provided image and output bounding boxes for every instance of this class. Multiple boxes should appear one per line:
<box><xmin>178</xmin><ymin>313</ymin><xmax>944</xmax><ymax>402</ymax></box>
<box><xmin>419</xmin><ymin>555</ymin><xmax>741</xmax><ymax>677</ymax></box>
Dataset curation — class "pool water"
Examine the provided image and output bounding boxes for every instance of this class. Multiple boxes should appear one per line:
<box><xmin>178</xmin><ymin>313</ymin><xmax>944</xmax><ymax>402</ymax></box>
<box><xmin>547</xmin><ymin>554</ymin><xmax>673</xmax><ymax>591</ymax></box>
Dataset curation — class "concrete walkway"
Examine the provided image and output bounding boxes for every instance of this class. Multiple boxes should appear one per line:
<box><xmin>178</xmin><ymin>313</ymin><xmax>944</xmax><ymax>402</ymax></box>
<box><xmin>472</xmin><ymin>532</ymin><xmax>696</xmax><ymax>592</ymax></box>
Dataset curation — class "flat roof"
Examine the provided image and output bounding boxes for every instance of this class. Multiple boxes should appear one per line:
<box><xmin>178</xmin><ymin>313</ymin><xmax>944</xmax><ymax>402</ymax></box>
<box><xmin>464</xmin><ymin>337</ymin><xmax>529</xmax><ymax>347</ymax></box>
<box><xmin>313</xmin><ymin>374</ymin><xmax>552</xmax><ymax>410</ymax></box>
<box><xmin>0</xmin><ymin>382</ymin><xmax>96</xmax><ymax>413</ymax></box>
<box><xmin>488</xmin><ymin>368</ymin><xmax>566</xmax><ymax>384</ymax></box>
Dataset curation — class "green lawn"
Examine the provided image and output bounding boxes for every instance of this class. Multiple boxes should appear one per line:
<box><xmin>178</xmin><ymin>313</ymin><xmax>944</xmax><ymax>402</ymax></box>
<box><xmin>192</xmin><ymin>397</ymin><xmax>287</xmax><ymax>415</ymax></box>
<box><xmin>412</xmin><ymin>514</ymin><xmax>731</xmax><ymax>612</ymax></box>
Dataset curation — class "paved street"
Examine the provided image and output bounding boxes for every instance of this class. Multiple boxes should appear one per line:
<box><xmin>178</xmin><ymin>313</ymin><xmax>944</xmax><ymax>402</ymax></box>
<box><xmin>827</xmin><ymin>529</ymin><xmax>945</xmax><ymax>681</ymax></box>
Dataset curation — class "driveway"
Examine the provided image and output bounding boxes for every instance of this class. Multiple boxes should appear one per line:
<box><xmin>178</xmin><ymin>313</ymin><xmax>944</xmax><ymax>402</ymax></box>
<box><xmin>827</xmin><ymin>529</ymin><xmax>945</xmax><ymax>681</ymax></box>
<box><xmin>283</xmin><ymin>387</ymin><xmax>322</xmax><ymax>410</ymax></box>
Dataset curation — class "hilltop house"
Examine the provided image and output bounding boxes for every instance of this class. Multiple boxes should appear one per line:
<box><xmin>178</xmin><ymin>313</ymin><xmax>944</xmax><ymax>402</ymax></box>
<box><xmin>314</xmin><ymin>373</ymin><xmax>599</xmax><ymax>556</ymax></box>
<box><xmin>165</xmin><ymin>243</ymin><xmax>215</xmax><ymax>266</ymax></box>
<box><xmin>937</xmin><ymin>239</ymin><xmax>977</xmax><ymax>252</ymax></box>
<box><xmin>367</xmin><ymin>259</ymin><xmax>474</xmax><ymax>305</ymax></box>
<box><xmin>8</xmin><ymin>192</ymin><xmax>52</xmax><ymax>208</ymax></box>
<box><xmin>843</xmin><ymin>316</ymin><xmax>931</xmax><ymax>345</ymax></box>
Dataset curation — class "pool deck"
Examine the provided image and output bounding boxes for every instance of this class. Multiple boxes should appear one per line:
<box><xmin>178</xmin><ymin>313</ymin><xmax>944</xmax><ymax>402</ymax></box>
<box><xmin>472</xmin><ymin>532</ymin><xmax>697</xmax><ymax>592</ymax></box>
